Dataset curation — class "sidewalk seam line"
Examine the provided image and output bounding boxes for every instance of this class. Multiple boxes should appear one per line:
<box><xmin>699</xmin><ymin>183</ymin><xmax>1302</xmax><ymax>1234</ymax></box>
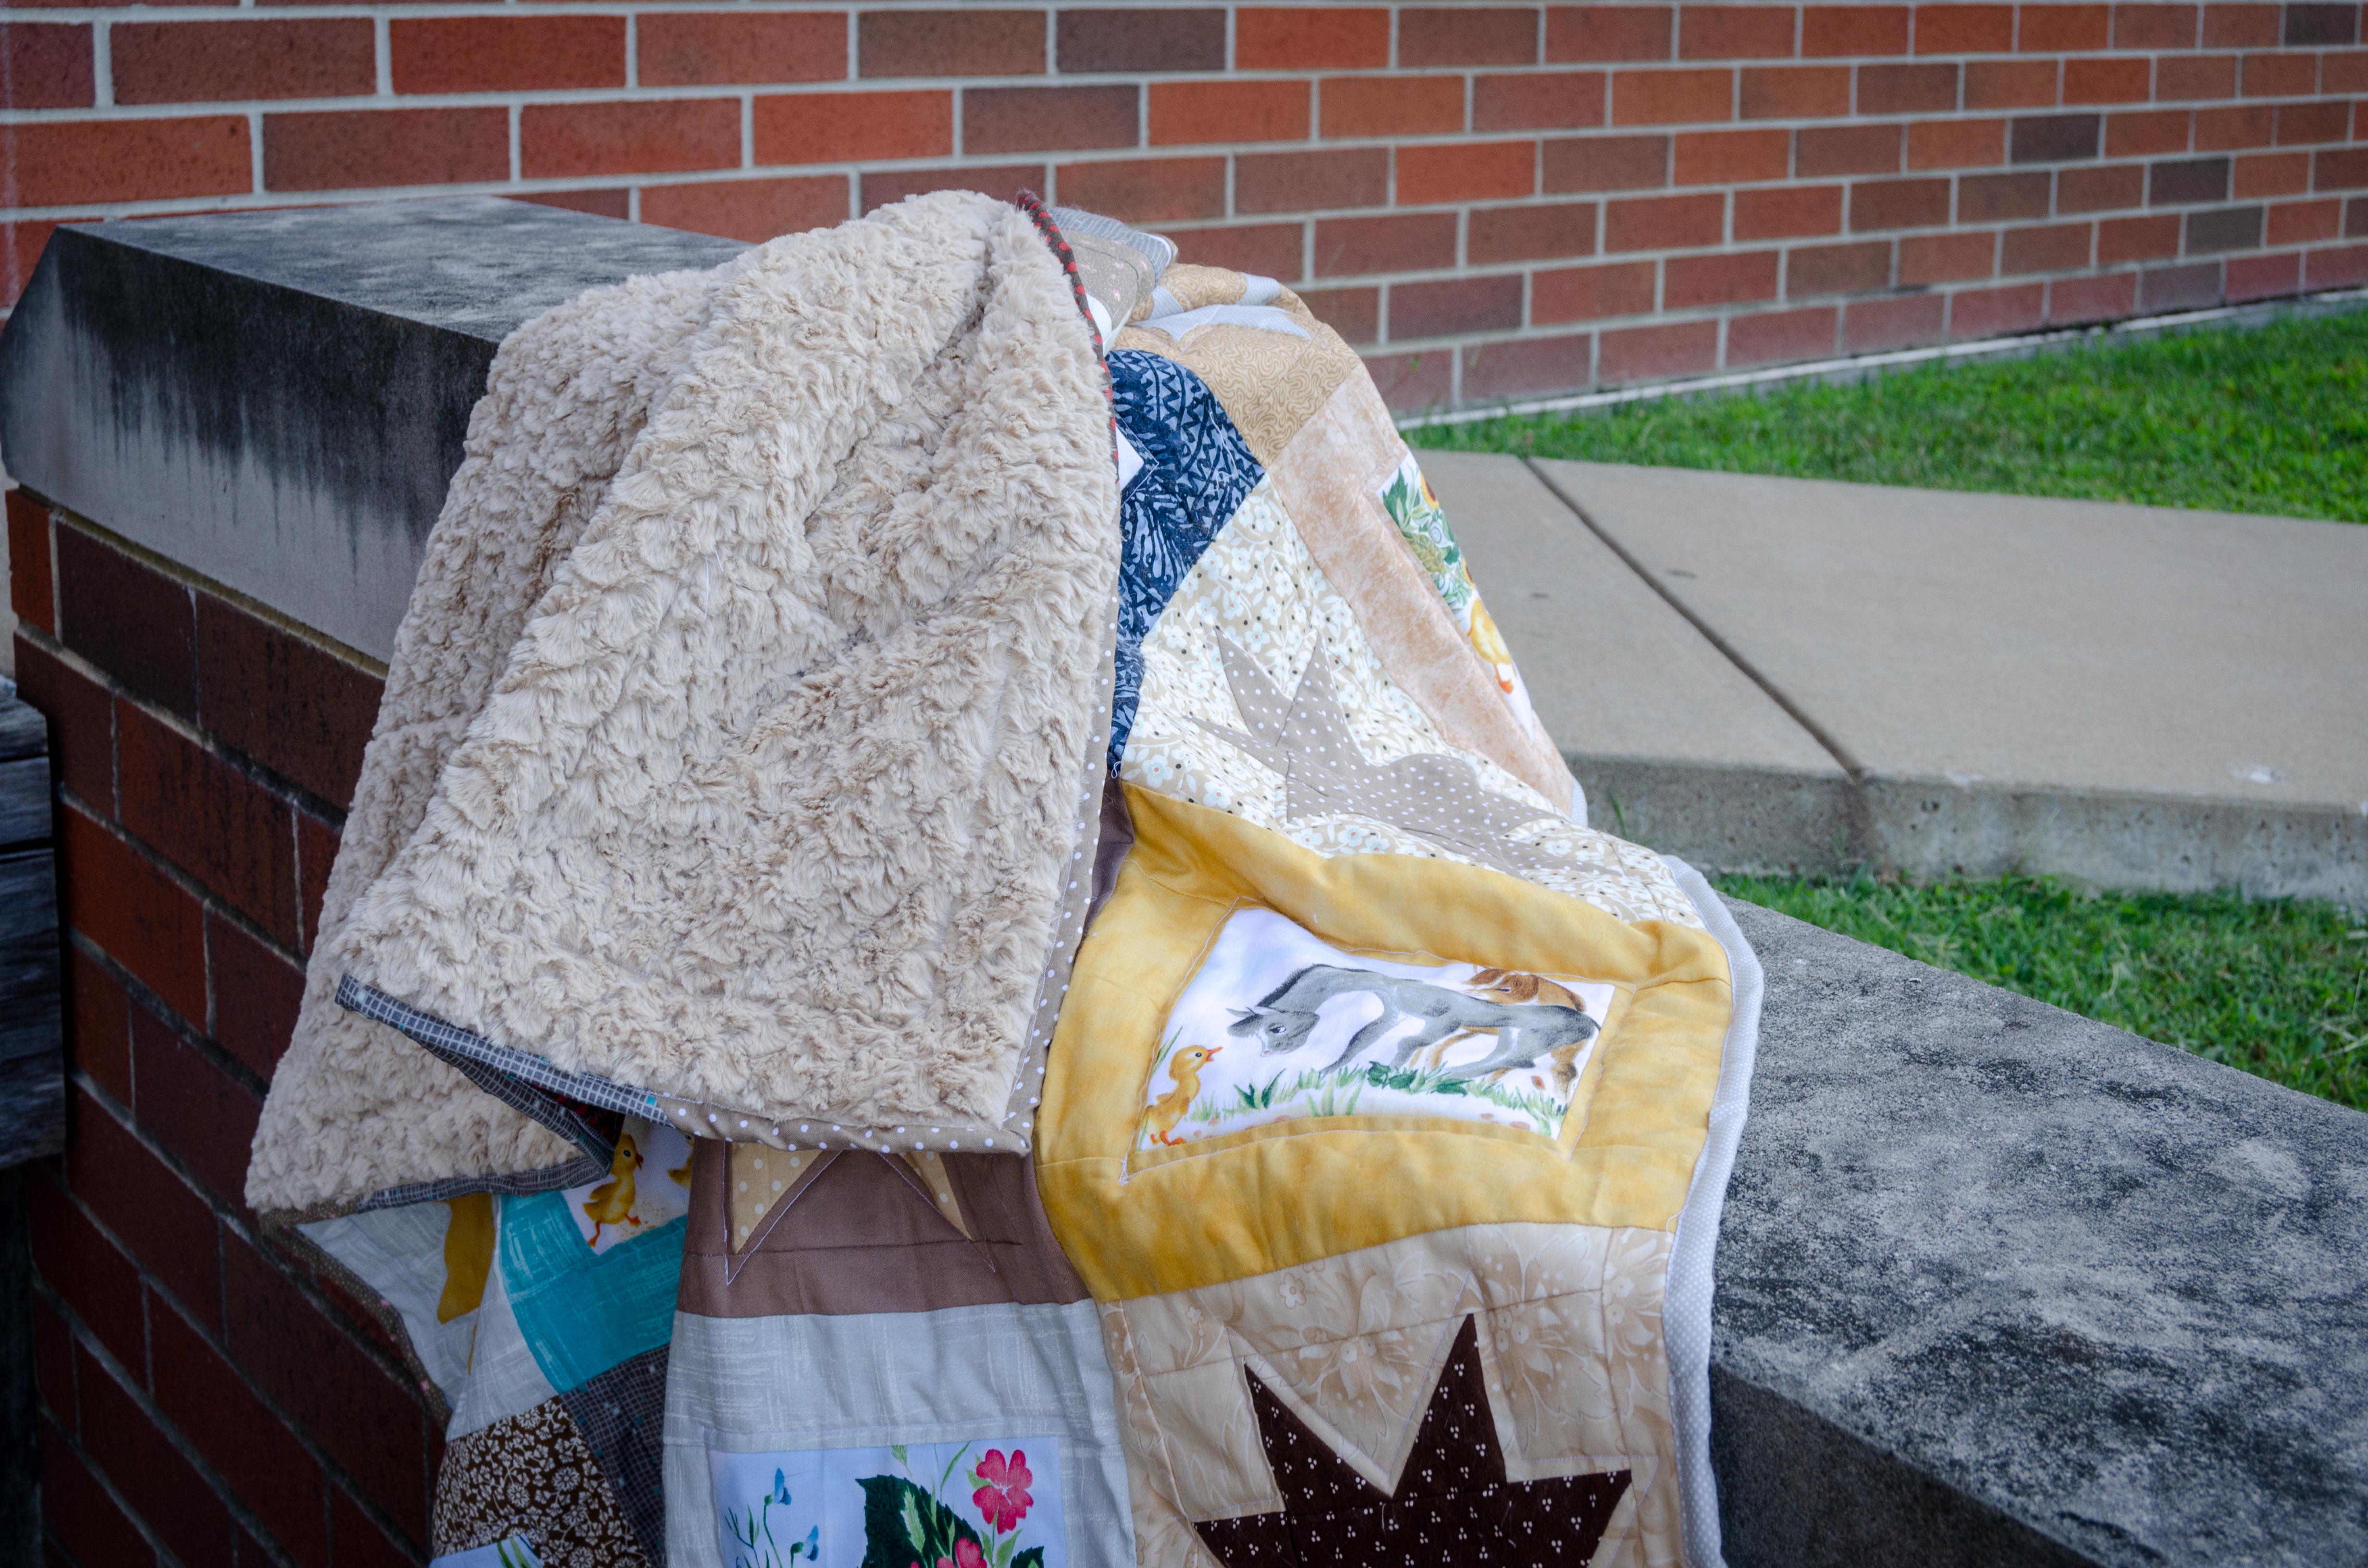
<box><xmin>1522</xmin><ymin>458</ymin><xmax>1871</xmax><ymax>786</ymax></box>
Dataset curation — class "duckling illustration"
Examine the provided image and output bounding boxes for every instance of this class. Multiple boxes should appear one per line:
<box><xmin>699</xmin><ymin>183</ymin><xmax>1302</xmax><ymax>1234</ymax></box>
<box><xmin>1141</xmin><ymin>1045</ymin><xmax>1222</xmax><ymax>1147</ymax></box>
<box><xmin>581</xmin><ymin>1133</ymin><xmax>644</xmax><ymax>1246</ymax></box>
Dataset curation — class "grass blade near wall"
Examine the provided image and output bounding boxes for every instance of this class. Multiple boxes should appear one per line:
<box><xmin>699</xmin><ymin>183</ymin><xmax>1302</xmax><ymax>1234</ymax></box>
<box><xmin>1418</xmin><ymin>309</ymin><xmax>2368</xmax><ymax>525</ymax></box>
<box><xmin>1717</xmin><ymin>873</ymin><xmax>2368</xmax><ymax>1111</ymax></box>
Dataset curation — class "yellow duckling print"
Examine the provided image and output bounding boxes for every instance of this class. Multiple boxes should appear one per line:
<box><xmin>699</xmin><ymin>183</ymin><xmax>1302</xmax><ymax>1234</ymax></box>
<box><xmin>581</xmin><ymin>1133</ymin><xmax>643</xmax><ymax>1247</ymax></box>
<box><xmin>1142</xmin><ymin>1045</ymin><xmax>1223</xmax><ymax>1147</ymax></box>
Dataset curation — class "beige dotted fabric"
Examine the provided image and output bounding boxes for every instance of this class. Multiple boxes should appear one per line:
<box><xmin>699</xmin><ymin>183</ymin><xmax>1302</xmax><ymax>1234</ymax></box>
<box><xmin>898</xmin><ymin>1151</ymin><xmax>973</xmax><ymax>1239</ymax></box>
<box><xmin>727</xmin><ymin>1142</ymin><xmax>826</xmax><ymax>1254</ymax></box>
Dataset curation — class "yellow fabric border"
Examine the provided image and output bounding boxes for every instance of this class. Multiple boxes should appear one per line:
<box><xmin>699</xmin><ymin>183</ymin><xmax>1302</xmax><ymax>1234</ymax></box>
<box><xmin>1037</xmin><ymin>785</ymin><xmax>1734</xmax><ymax>1300</ymax></box>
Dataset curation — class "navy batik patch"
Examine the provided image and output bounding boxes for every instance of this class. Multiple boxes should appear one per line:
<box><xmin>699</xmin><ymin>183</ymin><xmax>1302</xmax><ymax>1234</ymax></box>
<box><xmin>1108</xmin><ymin>348</ymin><xmax>1264</xmax><ymax>770</ymax></box>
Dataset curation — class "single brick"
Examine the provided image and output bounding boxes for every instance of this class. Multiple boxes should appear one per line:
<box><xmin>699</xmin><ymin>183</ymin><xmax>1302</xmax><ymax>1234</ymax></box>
<box><xmin>1313</xmin><ymin>211</ymin><xmax>1459</xmax><ymax>274</ymax></box>
<box><xmin>390</xmin><ymin>16</ymin><xmax>622</xmax><ymax>94</ymax></box>
<box><xmin>2064</xmin><ymin>57</ymin><xmax>2152</xmax><ymax>102</ymax></box>
<box><xmin>150</xmin><ymin>1301</ymin><xmax>325</xmax><ymax>1565</ymax></box>
<box><xmin>6</xmin><ymin>493</ymin><xmax>53</xmax><ymax>636</ymax></box>
<box><xmin>1948</xmin><ymin>280</ymin><xmax>2047</xmax><ymax>334</ymax></box>
<box><xmin>2224</xmin><ymin>247</ymin><xmax>2301</xmax><ymax>296</ymax></box>
<box><xmin>2325</xmin><ymin>48</ymin><xmax>2368</xmax><ymax>90</ymax></box>
<box><xmin>1236</xmin><ymin>7</ymin><xmax>1392</xmax><ymax>69</ymax></box>
<box><xmin>2275</xmin><ymin>98</ymin><xmax>2351</xmax><ymax>142</ymax></box>
<box><xmin>639</xmin><ymin>12</ymin><xmax>848</xmax><ymax>87</ymax></box>
<box><xmin>1470</xmin><ymin>199</ymin><xmax>1602</xmax><ymax>260</ymax></box>
<box><xmin>117</xmin><ymin>702</ymin><xmax>296</xmax><ymax>946</ymax></box>
<box><xmin>1362</xmin><ymin>349</ymin><xmax>1455</xmax><ymax>414</ymax></box>
<box><xmin>1461</xmin><ymin>333</ymin><xmax>1595</xmax><ymax>399</ymax></box>
<box><xmin>1849</xmin><ymin>175</ymin><xmax>1950</xmax><ymax>228</ymax></box>
<box><xmin>859</xmin><ymin>10</ymin><xmax>1043</xmax><ymax>77</ymax></box>
<box><xmin>1908</xmin><ymin>115</ymin><xmax>2006</xmax><ymax>168</ymax></box>
<box><xmin>67</xmin><ymin>945</ymin><xmax>132</xmax><ymax>1104</ymax></box>
<box><xmin>2</xmin><ymin>23</ymin><xmax>94</xmax><ymax>108</ymax></box>
<box><xmin>1856</xmin><ymin>60</ymin><xmax>1957</xmax><ymax>113</ymax></box>
<box><xmin>2283</xmin><ymin>2</ymin><xmax>2359</xmax><ymax>43</ymax></box>
<box><xmin>1797</xmin><ymin>121</ymin><xmax>1902</xmax><ymax>175</ymax></box>
<box><xmin>2019</xmin><ymin>4</ymin><xmax>2111</xmax><ymax>49</ymax></box>
<box><xmin>2234</xmin><ymin>148</ymin><xmax>2311</xmax><ymax>195</ymax></box>
<box><xmin>2059</xmin><ymin>160</ymin><xmax>2147</xmax><ymax>208</ymax></box>
<box><xmin>132</xmin><ymin>1010</ymin><xmax>264</xmax><ymax>1213</ymax></box>
<box><xmin>1611</xmin><ymin>66</ymin><xmax>1735</xmax><ymax>122</ymax></box>
<box><xmin>642</xmin><ymin>176</ymin><xmax>851</xmax><ymax>244</ymax></box>
<box><xmin>1150</xmin><ymin>80</ymin><xmax>1311</xmax><ymax>145</ymax></box>
<box><xmin>195</xmin><ymin>595</ymin><xmax>380</xmax><ymax>812</ymax></box>
<box><xmin>113</xmin><ymin>18</ymin><xmax>373</xmax><ymax>104</ymax></box>
<box><xmin>12</xmin><ymin>638</ymin><xmax>111</xmax><ymax>816</ymax></box>
<box><xmin>1599</xmin><ymin>318</ymin><xmax>1719</xmax><ymax>381</ymax></box>
<box><xmin>1802</xmin><ymin>5</ymin><xmax>1912</xmax><ymax>54</ymax></box>
<box><xmin>28</xmin><ymin>1178</ymin><xmax>142</xmax><ymax>1372</ymax></box>
<box><xmin>2139</xmin><ymin>257</ymin><xmax>2225</xmax><ymax>305</ymax></box>
<box><xmin>76</xmin><ymin>1343</ymin><xmax>239</xmax><ymax>1568</ymax></box>
<box><xmin>2203</xmin><ymin>3</ymin><xmax>2286</xmax><ymax>46</ymax></box>
<box><xmin>264</xmin><ymin>108</ymin><xmax>508</xmax><ymax>192</ymax></box>
<box><xmin>1787</xmin><ymin>236</ymin><xmax>1895</xmax><ymax>292</ymax></box>
<box><xmin>1388</xmin><ymin>273</ymin><xmax>1526</xmax><ymax>337</ymax></box>
<box><xmin>1843</xmin><ymin>290</ymin><xmax>1947</xmax><ymax>348</ymax></box>
<box><xmin>2049</xmin><ymin>267</ymin><xmax>2138</xmax><ymax>318</ymax></box>
<box><xmin>2151</xmin><ymin>152</ymin><xmax>2232</xmax><ymax>199</ymax></box>
<box><xmin>1321</xmin><ymin>74</ymin><xmax>1465</xmax><ymax>137</ymax></box>
<box><xmin>1899</xmin><ymin>227</ymin><xmax>1999</xmax><ymax>280</ymax></box>
<box><xmin>1549</xmin><ymin>5</ymin><xmax>1677</xmax><ymax>61</ymax></box>
<box><xmin>876</xmin><ymin>156</ymin><xmax>1040</xmax><ymax>209</ymax></box>
<box><xmin>56</xmin><ymin>528</ymin><xmax>195</xmax><ymax>721</ymax></box>
<box><xmin>1726</xmin><ymin>303</ymin><xmax>1839</xmax><ymax>364</ymax></box>
<box><xmin>1295</xmin><ymin>285</ymin><xmax>1381</xmax><ymax>342</ymax></box>
<box><xmin>1532</xmin><ymin>256</ymin><xmax>1659</xmax><ymax>318</ymax></box>
<box><xmin>2194</xmin><ymin>102</ymin><xmax>2275</xmax><ymax>147</ymax></box>
<box><xmin>1966</xmin><ymin>59</ymin><xmax>2062</xmax><ymax>109</ymax></box>
<box><xmin>1740</xmin><ymin>64</ymin><xmax>1850</xmax><ymax>117</ymax></box>
<box><xmin>64</xmin><ymin>1085</ymin><xmax>221</xmax><ymax>1332</ymax></box>
<box><xmin>2184</xmin><ymin>201</ymin><xmax>2264</xmax><ymax>247</ymax></box>
<box><xmin>2352</xmin><ymin>196</ymin><xmax>2368</xmax><ymax>237</ymax></box>
<box><xmin>1401</xmin><ymin>6</ymin><xmax>1541</xmax><ymax>65</ymax></box>
<box><xmin>1237</xmin><ymin>147</ymin><xmax>1389</xmax><ymax>210</ymax></box>
<box><xmin>1734</xmin><ymin>182</ymin><xmax>1845</xmax><ymax>236</ymax></box>
<box><xmin>2108</xmin><ymin>108</ymin><xmax>2195</xmax><ymax>156</ymax></box>
<box><xmin>966</xmin><ymin>84</ymin><xmax>1139</xmax><ymax>154</ymax></box>
<box><xmin>1399</xmin><ymin>141</ymin><xmax>1538</xmax><ymax>204</ymax></box>
<box><xmin>296</xmin><ymin>813</ymin><xmax>337</xmax><ymax>955</ymax></box>
<box><xmin>2114</xmin><ymin>4</ymin><xmax>2202</xmax><ymax>48</ymax></box>
<box><xmin>753</xmin><ymin>90</ymin><xmax>952</xmax><ymax>164</ymax></box>
<box><xmin>1055</xmin><ymin>157</ymin><xmax>1227</xmax><ymax>222</ymax></box>
<box><xmin>1914</xmin><ymin>4</ymin><xmax>2013</xmax><ymax>52</ymax></box>
<box><xmin>1678</xmin><ymin>5</ymin><xmax>1799</xmax><ymax>58</ymax></box>
<box><xmin>31</xmin><ymin>1293</ymin><xmax>73</xmax><ymax>1432</ymax></box>
<box><xmin>60</xmin><ymin>807</ymin><xmax>206</xmax><ymax>1025</ymax></box>
<box><xmin>2011</xmin><ymin>111</ymin><xmax>2102</xmax><ymax>161</ymax></box>
<box><xmin>207</xmin><ymin>913</ymin><xmax>303</xmax><ymax>1086</ymax></box>
<box><xmin>2240</xmin><ymin>50</ymin><xmax>2318</xmax><ymax>95</ymax></box>
<box><xmin>3</xmin><ymin>116</ymin><xmax>249</xmax><ymax>206</ymax></box>
<box><xmin>2266</xmin><ymin>193</ymin><xmax>2342</xmax><ymax>240</ymax></box>
<box><xmin>2000</xmin><ymin>219</ymin><xmax>2095</xmax><ymax>269</ymax></box>
<box><xmin>2097</xmin><ymin>210</ymin><xmax>2186</xmax><ymax>258</ymax></box>
<box><xmin>1542</xmin><ymin>132</ymin><xmax>1672</xmax><ymax>188</ymax></box>
<box><xmin>1059</xmin><ymin>9</ymin><xmax>1225</xmax><ymax>72</ymax></box>
<box><xmin>1604</xmin><ymin>189</ymin><xmax>1727</xmax><ymax>247</ymax></box>
<box><xmin>1170</xmin><ymin>221</ymin><xmax>1305</xmax><ymax>278</ymax></box>
<box><xmin>1958</xmin><ymin>168</ymin><xmax>2053</xmax><ymax>220</ymax></box>
<box><xmin>522</xmin><ymin>99</ymin><xmax>741</xmax><ymax>178</ymax></box>
<box><xmin>1664</xmin><ymin>246</ymin><xmax>1779</xmax><ymax>305</ymax></box>
<box><xmin>2156</xmin><ymin>53</ymin><xmax>2240</xmax><ymax>97</ymax></box>
<box><xmin>1674</xmin><ymin>126</ymin><xmax>1788</xmax><ymax>182</ymax></box>
<box><xmin>1476</xmin><ymin>70</ymin><xmax>1610</xmax><ymax>129</ymax></box>
<box><xmin>2304</xmin><ymin>240</ymin><xmax>2368</xmax><ymax>286</ymax></box>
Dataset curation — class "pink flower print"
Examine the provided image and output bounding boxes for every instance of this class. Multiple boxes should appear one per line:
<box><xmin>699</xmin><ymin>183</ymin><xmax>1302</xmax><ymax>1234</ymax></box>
<box><xmin>932</xmin><ymin>1544</ymin><xmax>987</xmax><ymax>1568</ymax></box>
<box><xmin>972</xmin><ymin>1449</ymin><xmax>1034</xmax><ymax>1532</ymax></box>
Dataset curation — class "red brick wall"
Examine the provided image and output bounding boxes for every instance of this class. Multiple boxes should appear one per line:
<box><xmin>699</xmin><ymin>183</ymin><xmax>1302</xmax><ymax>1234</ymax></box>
<box><xmin>6</xmin><ymin>489</ymin><xmax>435</xmax><ymax>1567</ymax></box>
<box><xmin>1</xmin><ymin>4</ymin><xmax>2363</xmax><ymax>412</ymax></box>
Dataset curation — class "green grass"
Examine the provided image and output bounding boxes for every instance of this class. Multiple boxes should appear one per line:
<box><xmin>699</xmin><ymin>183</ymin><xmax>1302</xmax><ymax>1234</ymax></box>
<box><xmin>1415</xmin><ymin>308</ymin><xmax>2368</xmax><ymax>523</ymax></box>
<box><xmin>1714</xmin><ymin>872</ymin><xmax>2368</xmax><ymax>1110</ymax></box>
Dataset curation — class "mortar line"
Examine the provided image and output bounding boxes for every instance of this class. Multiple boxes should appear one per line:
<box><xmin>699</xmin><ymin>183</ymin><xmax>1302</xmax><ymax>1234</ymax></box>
<box><xmin>1522</xmin><ymin>457</ymin><xmax>1870</xmax><ymax>785</ymax></box>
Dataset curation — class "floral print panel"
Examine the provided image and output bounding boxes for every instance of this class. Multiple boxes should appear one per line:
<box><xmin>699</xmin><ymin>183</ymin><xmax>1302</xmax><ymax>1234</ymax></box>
<box><xmin>1375</xmin><ymin>450</ymin><xmax>1544</xmax><ymax>744</ymax></box>
<box><xmin>709</xmin><ymin>1438</ymin><xmax>1067</xmax><ymax>1568</ymax></box>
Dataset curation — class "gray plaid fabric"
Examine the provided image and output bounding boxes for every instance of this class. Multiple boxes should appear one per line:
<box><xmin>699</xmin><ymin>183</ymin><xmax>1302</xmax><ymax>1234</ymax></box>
<box><xmin>561</xmin><ymin>1345</ymin><xmax>671</xmax><ymax>1564</ymax></box>
<box><xmin>352</xmin><ymin>1156</ymin><xmax>608</xmax><ymax>1214</ymax></box>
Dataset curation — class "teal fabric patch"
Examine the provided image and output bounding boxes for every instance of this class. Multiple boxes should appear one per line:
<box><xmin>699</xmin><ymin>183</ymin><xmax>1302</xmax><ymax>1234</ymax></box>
<box><xmin>499</xmin><ymin>1190</ymin><xmax>685</xmax><ymax>1395</ymax></box>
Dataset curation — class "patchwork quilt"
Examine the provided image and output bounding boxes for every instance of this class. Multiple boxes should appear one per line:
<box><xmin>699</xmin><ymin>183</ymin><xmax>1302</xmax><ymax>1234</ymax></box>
<box><xmin>245</xmin><ymin>196</ymin><xmax>1759</xmax><ymax>1568</ymax></box>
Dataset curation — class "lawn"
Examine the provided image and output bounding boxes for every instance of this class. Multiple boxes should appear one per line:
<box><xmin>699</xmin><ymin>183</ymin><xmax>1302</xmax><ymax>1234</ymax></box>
<box><xmin>1714</xmin><ymin>872</ymin><xmax>2368</xmax><ymax>1110</ymax></box>
<box><xmin>1413</xmin><ymin>306</ymin><xmax>2368</xmax><ymax>524</ymax></box>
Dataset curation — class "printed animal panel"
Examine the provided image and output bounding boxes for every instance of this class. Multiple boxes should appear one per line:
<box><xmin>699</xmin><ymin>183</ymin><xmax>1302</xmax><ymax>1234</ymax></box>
<box><xmin>709</xmin><ymin>1437</ymin><xmax>1067</xmax><ymax>1568</ymax></box>
<box><xmin>1139</xmin><ymin>907</ymin><xmax>1615</xmax><ymax>1151</ymax></box>
<box><xmin>563</xmin><ymin>1117</ymin><xmax>695</xmax><ymax>1253</ymax></box>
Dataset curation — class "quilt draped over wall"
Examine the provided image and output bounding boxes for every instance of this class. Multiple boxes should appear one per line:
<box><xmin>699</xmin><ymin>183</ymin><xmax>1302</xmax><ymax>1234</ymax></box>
<box><xmin>243</xmin><ymin>196</ymin><xmax>1759</xmax><ymax>1568</ymax></box>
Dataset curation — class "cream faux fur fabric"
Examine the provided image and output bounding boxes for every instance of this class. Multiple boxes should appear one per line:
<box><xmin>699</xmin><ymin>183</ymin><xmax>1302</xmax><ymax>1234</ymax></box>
<box><xmin>248</xmin><ymin>193</ymin><xmax>1119</xmax><ymax>1216</ymax></box>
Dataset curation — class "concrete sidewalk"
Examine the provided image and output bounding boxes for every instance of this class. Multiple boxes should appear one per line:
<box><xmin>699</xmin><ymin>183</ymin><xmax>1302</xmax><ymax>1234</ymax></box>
<box><xmin>1423</xmin><ymin>452</ymin><xmax>2368</xmax><ymax>905</ymax></box>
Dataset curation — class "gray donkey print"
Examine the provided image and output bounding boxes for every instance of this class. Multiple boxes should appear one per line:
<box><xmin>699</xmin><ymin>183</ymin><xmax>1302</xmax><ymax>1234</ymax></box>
<box><xmin>1227</xmin><ymin>964</ymin><xmax>1598</xmax><ymax>1085</ymax></box>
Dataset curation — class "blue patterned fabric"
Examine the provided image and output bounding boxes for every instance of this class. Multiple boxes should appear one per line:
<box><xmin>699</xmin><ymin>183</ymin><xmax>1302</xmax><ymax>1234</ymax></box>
<box><xmin>500</xmin><ymin>1191</ymin><xmax>685</xmax><ymax>1395</ymax></box>
<box><xmin>1108</xmin><ymin>349</ymin><xmax>1265</xmax><ymax>770</ymax></box>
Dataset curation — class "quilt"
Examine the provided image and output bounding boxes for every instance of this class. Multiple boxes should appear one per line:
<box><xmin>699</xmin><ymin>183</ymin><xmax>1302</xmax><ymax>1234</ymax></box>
<box><xmin>243</xmin><ymin>197</ymin><xmax>1758</xmax><ymax>1568</ymax></box>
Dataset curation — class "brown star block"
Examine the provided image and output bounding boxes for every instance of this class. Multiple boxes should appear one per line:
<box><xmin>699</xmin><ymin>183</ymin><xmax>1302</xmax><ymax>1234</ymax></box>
<box><xmin>1191</xmin><ymin>1316</ymin><xmax>1633</xmax><ymax>1566</ymax></box>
